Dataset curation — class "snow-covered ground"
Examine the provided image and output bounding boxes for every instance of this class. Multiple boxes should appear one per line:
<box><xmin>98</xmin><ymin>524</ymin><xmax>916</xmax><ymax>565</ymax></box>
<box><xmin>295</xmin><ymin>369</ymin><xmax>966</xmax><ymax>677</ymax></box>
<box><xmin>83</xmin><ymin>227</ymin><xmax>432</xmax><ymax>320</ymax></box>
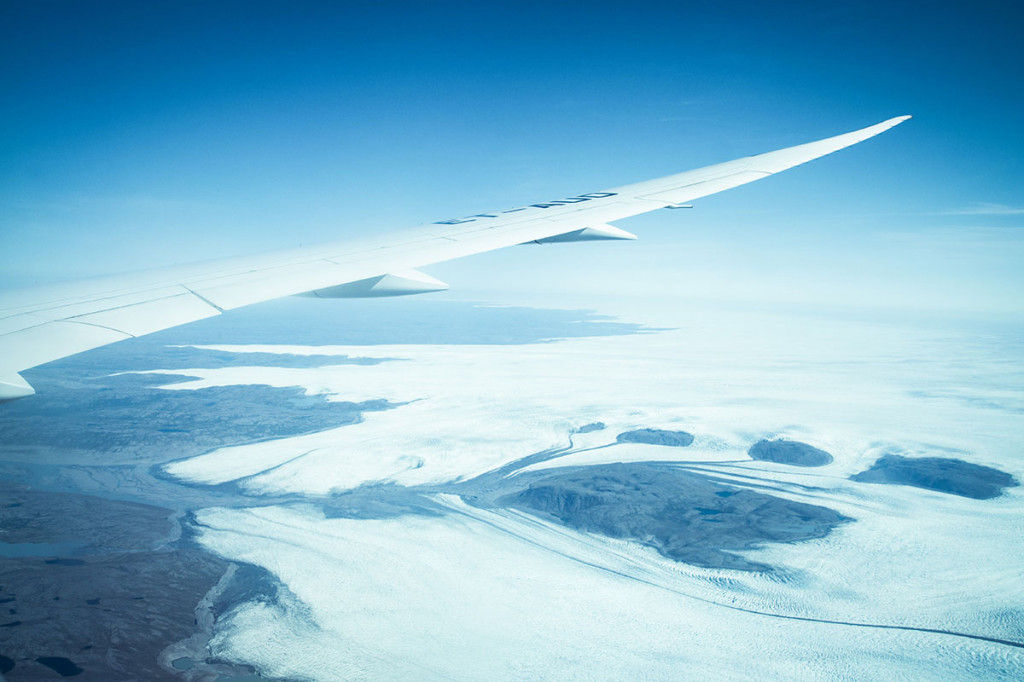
<box><xmin>193</xmin><ymin>498</ymin><xmax>1019</xmax><ymax>681</ymax></box>
<box><xmin>155</xmin><ymin>301</ymin><xmax>1024</xmax><ymax>679</ymax></box>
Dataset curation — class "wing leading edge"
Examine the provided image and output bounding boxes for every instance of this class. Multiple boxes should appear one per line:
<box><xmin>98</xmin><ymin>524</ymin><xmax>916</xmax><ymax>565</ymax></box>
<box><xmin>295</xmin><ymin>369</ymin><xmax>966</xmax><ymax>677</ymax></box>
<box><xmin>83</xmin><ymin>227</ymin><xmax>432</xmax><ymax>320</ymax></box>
<box><xmin>0</xmin><ymin>115</ymin><xmax>910</xmax><ymax>401</ymax></box>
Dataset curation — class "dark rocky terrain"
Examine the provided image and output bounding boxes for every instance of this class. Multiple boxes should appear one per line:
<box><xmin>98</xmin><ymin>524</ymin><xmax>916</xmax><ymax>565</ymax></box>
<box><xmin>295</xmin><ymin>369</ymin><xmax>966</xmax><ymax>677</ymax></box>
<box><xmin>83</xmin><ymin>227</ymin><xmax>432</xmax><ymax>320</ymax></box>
<box><xmin>852</xmin><ymin>454</ymin><xmax>1018</xmax><ymax>499</ymax></box>
<box><xmin>616</xmin><ymin>429</ymin><xmax>694</xmax><ymax>447</ymax></box>
<box><xmin>497</xmin><ymin>462</ymin><xmax>849</xmax><ymax>571</ymax></box>
<box><xmin>0</xmin><ymin>486</ymin><xmax>229</xmax><ymax>680</ymax></box>
<box><xmin>748</xmin><ymin>439</ymin><xmax>833</xmax><ymax>467</ymax></box>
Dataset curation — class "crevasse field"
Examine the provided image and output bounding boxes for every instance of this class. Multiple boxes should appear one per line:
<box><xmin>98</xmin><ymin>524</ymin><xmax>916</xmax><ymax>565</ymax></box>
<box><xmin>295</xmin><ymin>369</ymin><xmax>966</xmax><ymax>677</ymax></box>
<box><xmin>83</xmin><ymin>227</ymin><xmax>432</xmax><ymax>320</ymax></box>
<box><xmin>149</xmin><ymin>299</ymin><xmax>1024</xmax><ymax>681</ymax></box>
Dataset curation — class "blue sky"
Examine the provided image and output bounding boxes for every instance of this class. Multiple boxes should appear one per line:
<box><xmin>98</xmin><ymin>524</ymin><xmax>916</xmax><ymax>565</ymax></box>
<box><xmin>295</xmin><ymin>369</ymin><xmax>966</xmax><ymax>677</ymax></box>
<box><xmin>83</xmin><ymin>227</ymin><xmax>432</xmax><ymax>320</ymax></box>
<box><xmin>2</xmin><ymin>0</ymin><xmax>1022</xmax><ymax>314</ymax></box>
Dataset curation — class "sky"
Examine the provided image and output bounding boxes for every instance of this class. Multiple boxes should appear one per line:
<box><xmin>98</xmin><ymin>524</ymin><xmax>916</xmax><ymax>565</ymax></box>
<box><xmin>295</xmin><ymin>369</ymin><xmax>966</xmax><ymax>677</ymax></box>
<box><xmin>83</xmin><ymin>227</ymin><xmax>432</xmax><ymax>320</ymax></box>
<box><xmin>1</xmin><ymin>0</ymin><xmax>1022</xmax><ymax>315</ymax></box>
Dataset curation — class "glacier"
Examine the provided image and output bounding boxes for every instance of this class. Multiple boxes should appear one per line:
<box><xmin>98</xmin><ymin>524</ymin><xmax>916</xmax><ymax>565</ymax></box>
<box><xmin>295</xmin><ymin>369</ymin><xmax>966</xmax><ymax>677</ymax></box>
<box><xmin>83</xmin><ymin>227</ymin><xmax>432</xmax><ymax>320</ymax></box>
<box><xmin>152</xmin><ymin>301</ymin><xmax>1024</xmax><ymax>680</ymax></box>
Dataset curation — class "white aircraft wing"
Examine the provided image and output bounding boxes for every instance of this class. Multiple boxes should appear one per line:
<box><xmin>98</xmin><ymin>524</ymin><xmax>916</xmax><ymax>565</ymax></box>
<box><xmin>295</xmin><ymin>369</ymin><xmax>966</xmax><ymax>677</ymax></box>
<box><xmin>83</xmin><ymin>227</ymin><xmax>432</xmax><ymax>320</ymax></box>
<box><xmin>0</xmin><ymin>115</ymin><xmax>910</xmax><ymax>401</ymax></box>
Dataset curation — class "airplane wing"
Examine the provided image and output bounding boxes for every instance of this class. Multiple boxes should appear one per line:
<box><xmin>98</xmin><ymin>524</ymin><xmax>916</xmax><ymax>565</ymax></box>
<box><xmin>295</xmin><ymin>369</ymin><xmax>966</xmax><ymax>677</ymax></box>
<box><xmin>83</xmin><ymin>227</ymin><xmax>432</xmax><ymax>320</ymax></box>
<box><xmin>0</xmin><ymin>115</ymin><xmax>910</xmax><ymax>401</ymax></box>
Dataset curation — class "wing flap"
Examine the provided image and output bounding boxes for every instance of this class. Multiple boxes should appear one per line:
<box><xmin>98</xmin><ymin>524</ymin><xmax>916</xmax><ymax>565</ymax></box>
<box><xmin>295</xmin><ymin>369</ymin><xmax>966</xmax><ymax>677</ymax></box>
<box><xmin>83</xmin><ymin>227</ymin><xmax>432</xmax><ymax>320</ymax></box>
<box><xmin>68</xmin><ymin>291</ymin><xmax>221</xmax><ymax>337</ymax></box>
<box><xmin>0</xmin><ymin>320</ymin><xmax>130</xmax><ymax>375</ymax></box>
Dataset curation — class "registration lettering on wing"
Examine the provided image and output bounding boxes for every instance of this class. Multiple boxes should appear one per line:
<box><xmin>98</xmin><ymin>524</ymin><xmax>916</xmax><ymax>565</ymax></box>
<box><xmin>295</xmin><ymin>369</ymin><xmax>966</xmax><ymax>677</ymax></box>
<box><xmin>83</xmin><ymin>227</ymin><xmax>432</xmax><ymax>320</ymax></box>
<box><xmin>434</xmin><ymin>192</ymin><xmax>618</xmax><ymax>225</ymax></box>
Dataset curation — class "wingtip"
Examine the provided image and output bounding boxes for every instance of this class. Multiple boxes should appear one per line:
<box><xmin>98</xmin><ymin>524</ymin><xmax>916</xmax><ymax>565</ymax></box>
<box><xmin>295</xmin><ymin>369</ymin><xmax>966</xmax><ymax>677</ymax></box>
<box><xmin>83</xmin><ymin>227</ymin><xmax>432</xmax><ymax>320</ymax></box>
<box><xmin>859</xmin><ymin>115</ymin><xmax>911</xmax><ymax>138</ymax></box>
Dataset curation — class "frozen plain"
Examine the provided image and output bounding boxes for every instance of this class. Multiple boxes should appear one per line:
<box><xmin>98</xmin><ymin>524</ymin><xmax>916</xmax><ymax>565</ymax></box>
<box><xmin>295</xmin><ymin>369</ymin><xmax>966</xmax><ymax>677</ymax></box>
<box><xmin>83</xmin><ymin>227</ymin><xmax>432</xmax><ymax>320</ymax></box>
<box><xmin>156</xmin><ymin>300</ymin><xmax>1024</xmax><ymax>680</ymax></box>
